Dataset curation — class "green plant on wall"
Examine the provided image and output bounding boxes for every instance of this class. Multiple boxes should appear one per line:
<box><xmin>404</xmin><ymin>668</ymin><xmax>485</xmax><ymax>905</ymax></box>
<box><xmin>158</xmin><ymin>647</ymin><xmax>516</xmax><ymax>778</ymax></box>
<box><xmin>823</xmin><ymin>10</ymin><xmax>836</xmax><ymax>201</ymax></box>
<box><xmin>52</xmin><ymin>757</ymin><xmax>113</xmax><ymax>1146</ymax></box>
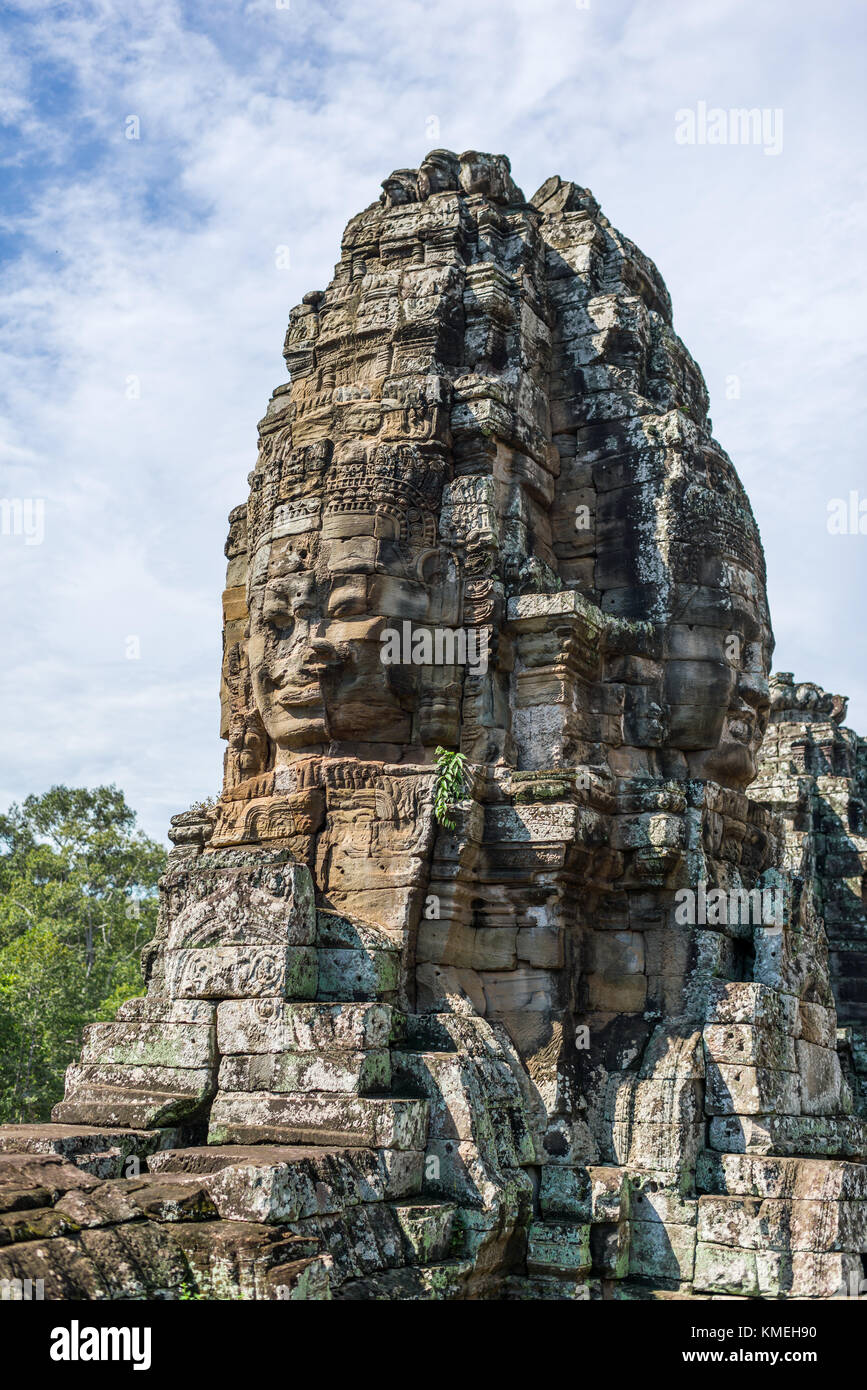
<box><xmin>433</xmin><ymin>747</ymin><xmax>468</xmax><ymax>830</ymax></box>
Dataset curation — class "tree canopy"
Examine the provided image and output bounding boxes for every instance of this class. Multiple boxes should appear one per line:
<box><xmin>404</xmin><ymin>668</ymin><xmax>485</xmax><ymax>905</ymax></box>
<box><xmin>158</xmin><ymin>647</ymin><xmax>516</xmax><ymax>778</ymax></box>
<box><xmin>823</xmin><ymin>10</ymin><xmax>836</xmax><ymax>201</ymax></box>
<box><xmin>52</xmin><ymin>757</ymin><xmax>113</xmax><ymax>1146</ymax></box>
<box><xmin>0</xmin><ymin>786</ymin><xmax>165</xmax><ymax>1122</ymax></box>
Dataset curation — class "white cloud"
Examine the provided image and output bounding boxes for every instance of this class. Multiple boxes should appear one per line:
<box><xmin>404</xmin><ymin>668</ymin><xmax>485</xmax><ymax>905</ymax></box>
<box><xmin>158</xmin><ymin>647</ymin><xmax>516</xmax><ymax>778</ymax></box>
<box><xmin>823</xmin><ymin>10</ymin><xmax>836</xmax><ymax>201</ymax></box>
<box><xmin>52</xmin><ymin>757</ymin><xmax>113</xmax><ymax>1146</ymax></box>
<box><xmin>0</xmin><ymin>0</ymin><xmax>864</xmax><ymax>840</ymax></box>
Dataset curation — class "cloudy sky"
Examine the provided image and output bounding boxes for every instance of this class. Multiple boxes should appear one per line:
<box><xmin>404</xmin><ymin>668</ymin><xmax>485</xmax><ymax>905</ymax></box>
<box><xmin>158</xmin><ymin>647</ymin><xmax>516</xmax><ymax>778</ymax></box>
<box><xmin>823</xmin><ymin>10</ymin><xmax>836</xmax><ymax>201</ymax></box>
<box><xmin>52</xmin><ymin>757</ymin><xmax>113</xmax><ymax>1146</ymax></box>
<box><xmin>1</xmin><ymin>0</ymin><xmax>864</xmax><ymax>843</ymax></box>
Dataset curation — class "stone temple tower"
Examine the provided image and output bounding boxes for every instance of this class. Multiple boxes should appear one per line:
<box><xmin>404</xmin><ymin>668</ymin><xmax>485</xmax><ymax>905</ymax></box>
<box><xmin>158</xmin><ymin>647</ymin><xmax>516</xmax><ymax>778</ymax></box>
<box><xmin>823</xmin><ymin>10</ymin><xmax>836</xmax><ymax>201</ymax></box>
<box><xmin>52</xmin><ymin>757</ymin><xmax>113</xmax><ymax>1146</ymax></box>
<box><xmin>1</xmin><ymin>151</ymin><xmax>866</xmax><ymax>1301</ymax></box>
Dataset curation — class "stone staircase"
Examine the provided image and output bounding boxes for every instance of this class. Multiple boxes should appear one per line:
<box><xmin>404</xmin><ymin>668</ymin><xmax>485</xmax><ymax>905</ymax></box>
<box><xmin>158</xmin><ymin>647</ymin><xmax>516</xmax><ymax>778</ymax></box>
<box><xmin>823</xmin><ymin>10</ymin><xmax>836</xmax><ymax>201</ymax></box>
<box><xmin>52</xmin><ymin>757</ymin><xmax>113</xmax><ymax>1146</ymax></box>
<box><xmin>5</xmin><ymin>874</ymin><xmax>675</xmax><ymax>1300</ymax></box>
<box><xmin>191</xmin><ymin>906</ymin><xmax>470</xmax><ymax>1297</ymax></box>
<box><xmin>10</xmin><ymin>852</ymin><xmax>544</xmax><ymax>1298</ymax></box>
<box><xmin>206</xmin><ymin>912</ymin><xmax>430</xmax><ymax>1153</ymax></box>
<box><xmin>0</xmin><ymin>894</ymin><xmax>480</xmax><ymax>1299</ymax></box>
<box><xmin>52</xmin><ymin>996</ymin><xmax>217</xmax><ymax>1131</ymax></box>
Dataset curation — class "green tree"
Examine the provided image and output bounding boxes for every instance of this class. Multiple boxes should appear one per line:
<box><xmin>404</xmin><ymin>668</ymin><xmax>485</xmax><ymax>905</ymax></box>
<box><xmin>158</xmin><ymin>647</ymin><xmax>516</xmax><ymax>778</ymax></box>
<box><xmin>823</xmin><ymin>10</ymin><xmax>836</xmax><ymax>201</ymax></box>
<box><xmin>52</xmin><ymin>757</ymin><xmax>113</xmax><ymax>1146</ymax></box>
<box><xmin>0</xmin><ymin>786</ymin><xmax>165</xmax><ymax>1122</ymax></box>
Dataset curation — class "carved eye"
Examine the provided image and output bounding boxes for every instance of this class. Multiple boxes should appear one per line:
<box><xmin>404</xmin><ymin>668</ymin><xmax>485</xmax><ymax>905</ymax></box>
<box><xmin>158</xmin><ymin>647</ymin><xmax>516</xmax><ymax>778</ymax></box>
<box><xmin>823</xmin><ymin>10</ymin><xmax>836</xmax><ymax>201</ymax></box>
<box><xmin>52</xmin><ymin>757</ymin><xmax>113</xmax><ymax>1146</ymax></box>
<box><xmin>263</xmin><ymin>574</ymin><xmax>316</xmax><ymax>628</ymax></box>
<box><xmin>263</xmin><ymin>589</ymin><xmax>295</xmax><ymax>628</ymax></box>
<box><xmin>328</xmin><ymin>576</ymin><xmax>368</xmax><ymax>618</ymax></box>
<box><xmin>329</xmin><ymin>595</ymin><xmax>366</xmax><ymax>618</ymax></box>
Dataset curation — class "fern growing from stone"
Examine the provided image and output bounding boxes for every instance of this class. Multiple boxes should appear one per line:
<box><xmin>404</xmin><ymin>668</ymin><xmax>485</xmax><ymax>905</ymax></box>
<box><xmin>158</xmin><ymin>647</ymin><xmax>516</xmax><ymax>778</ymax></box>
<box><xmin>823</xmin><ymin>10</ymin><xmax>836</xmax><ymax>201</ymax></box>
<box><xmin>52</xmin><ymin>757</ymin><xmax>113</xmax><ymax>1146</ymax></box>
<box><xmin>433</xmin><ymin>747</ymin><xmax>468</xmax><ymax>829</ymax></box>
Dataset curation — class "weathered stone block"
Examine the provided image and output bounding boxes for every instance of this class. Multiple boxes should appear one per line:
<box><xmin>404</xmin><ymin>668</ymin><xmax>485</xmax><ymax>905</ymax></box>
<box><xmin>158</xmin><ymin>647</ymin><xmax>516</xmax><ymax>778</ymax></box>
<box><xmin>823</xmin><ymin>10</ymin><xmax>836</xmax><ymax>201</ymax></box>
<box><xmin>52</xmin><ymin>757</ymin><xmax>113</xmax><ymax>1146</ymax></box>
<box><xmin>216</xmin><ymin>1049</ymin><xmax>390</xmax><ymax>1095</ymax></box>
<box><xmin>217</xmin><ymin>999</ymin><xmax>393</xmax><ymax>1054</ymax></box>
<box><xmin>703</xmin><ymin>1022</ymin><xmax>797</xmax><ymax>1073</ymax></box>
<box><xmin>316</xmin><ymin>948</ymin><xmax>398</xmax><ymax>1001</ymax></box>
<box><xmin>629</xmin><ymin>1219</ymin><xmax>696</xmax><ymax>1282</ymax></box>
<box><xmin>207</xmin><ymin>1092</ymin><xmax>429</xmax><ymax>1151</ymax></box>
<box><xmin>708</xmin><ymin>1113</ymin><xmax>867</xmax><ymax>1159</ymax></box>
<box><xmin>704</xmin><ymin>1062</ymin><xmax>800</xmax><ymax>1116</ymax></box>
<box><xmin>0</xmin><ymin>1125</ymin><xmax>177</xmax><ymax>1177</ymax></box>
<box><xmin>796</xmin><ymin>1039</ymin><xmax>850</xmax><ymax>1115</ymax></box>
<box><xmin>79</xmin><ymin>1020</ymin><xmax>215</xmax><ymax>1070</ymax></box>
<box><xmin>696</xmin><ymin>1151</ymin><xmax>867</xmax><ymax>1201</ymax></box>
<box><xmin>697</xmin><ymin>1193</ymin><xmax>867</xmax><ymax>1253</ymax></box>
<box><xmin>693</xmin><ymin>1240</ymin><xmax>790</xmax><ymax>1296</ymax></box>
<box><xmin>539</xmin><ymin>1165</ymin><xmax>591</xmax><ymax>1221</ymax></box>
<box><xmin>165</xmin><ymin>945</ymin><xmax>318</xmax><ymax>1000</ymax></box>
<box><xmin>393</xmin><ymin>1200</ymin><xmax>456</xmax><ymax>1264</ymax></box>
<box><xmin>526</xmin><ymin>1220</ymin><xmax>591</xmax><ymax>1277</ymax></box>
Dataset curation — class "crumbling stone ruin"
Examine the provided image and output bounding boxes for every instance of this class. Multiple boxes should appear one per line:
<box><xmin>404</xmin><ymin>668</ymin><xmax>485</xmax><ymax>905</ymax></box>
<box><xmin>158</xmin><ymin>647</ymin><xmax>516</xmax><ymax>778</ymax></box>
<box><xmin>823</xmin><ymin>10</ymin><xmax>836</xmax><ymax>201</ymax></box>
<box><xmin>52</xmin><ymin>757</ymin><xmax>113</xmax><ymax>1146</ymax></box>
<box><xmin>752</xmin><ymin>675</ymin><xmax>867</xmax><ymax>1120</ymax></box>
<box><xmin>2</xmin><ymin>150</ymin><xmax>866</xmax><ymax>1301</ymax></box>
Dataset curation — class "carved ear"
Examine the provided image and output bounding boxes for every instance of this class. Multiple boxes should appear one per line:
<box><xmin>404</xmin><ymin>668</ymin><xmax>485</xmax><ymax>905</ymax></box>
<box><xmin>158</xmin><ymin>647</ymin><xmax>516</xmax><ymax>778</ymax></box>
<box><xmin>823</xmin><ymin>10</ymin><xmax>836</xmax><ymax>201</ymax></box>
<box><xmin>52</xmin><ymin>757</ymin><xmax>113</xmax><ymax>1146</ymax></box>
<box><xmin>423</xmin><ymin>550</ymin><xmax>462</xmax><ymax>626</ymax></box>
<box><xmin>374</xmin><ymin>512</ymin><xmax>399</xmax><ymax>540</ymax></box>
<box><xmin>416</xmin><ymin>548</ymin><xmax>441</xmax><ymax>583</ymax></box>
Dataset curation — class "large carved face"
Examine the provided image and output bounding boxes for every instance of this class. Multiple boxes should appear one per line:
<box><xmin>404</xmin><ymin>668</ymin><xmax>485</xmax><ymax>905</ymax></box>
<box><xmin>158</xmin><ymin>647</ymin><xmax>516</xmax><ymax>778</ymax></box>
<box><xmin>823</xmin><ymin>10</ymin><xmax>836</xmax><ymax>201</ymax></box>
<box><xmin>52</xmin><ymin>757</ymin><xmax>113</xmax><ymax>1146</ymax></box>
<box><xmin>226</xmin><ymin>155</ymin><xmax>776</xmax><ymax>800</ymax></box>
<box><xmin>664</xmin><ymin>621</ymin><xmax>771</xmax><ymax>788</ymax></box>
<box><xmin>685</xmin><ymin>644</ymin><xmax>771</xmax><ymax>786</ymax></box>
<box><xmin>246</xmin><ymin>451</ymin><xmax>458</xmax><ymax>757</ymax></box>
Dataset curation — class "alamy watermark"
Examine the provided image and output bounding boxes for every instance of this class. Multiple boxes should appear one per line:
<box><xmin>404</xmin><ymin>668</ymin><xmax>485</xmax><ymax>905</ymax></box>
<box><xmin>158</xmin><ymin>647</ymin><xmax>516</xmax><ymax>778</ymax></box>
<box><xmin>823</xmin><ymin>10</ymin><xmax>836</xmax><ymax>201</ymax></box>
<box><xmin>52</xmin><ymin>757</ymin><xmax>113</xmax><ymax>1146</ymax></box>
<box><xmin>675</xmin><ymin>102</ymin><xmax>783</xmax><ymax>157</ymax></box>
<box><xmin>1</xmin><ymin>497</ymin><xmax>44</xmax><ymax>545</ymax></box>
<box><xmin>380</xmin><ymin>621</ymin><xmax>489</xmax><ymax>675</ymax></box>
<box><xmin>49</xmin><ymin>1321</ymin><xmax>151</xmax><ymax>1370</ymax></box>
<box><xmin>827</xmin><ymin>491</ymin><xmax>867</xmax><ymax>535</ymax></box>
<box><xmin>834</xmin><ymin>1271</ymin><xmax>867</xmax><ymax>1299</ymax></box>
<box><xmin>674</xmin><ymin>881</ymin><xmax>785</xmax><ymax>927</ymax></box>
<box><xmin>1</xmin><ymin>1277</ymin><xmax>44</xmax><ymax>1300</ymax></box>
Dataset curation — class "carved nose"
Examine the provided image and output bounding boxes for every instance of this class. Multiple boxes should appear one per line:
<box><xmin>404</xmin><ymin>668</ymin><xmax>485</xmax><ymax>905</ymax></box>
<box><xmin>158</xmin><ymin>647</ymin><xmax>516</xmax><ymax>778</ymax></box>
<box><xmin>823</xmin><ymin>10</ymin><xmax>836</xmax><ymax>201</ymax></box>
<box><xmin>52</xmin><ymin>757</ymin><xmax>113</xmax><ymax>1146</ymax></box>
<box><xmin>738</xmin><ymin>672</ymin><xmax>770</xmax><ymax>711</ymax></box>
<box><xmin>301</xmin><ymin>636</ymin><xmax>339</xmax><ymax>673</ymax></box>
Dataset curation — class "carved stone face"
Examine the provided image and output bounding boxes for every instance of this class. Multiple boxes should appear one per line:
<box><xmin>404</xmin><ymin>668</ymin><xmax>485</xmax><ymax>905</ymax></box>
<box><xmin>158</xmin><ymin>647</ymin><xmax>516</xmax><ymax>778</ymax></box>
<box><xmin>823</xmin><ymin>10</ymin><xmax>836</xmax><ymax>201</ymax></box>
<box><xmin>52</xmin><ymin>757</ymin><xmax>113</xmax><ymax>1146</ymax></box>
<box><xmin>247</xmin><ymin>484</ymin><xmax>455</xmax><ymax>756</ymax></box>
<box><xmin>416</xmin><ymin>148</ymin><xmax>460</xmax><ymax>199</ymax></box>
<box><xmin>248</xmin><ymin>555</ymin><xmax>405</xmax><ymax>753</ymax></box>
<box><xmin>226</xmin><ymin>152</ymin><xmax>776</xmax><ymax>806</ymax></box>
<box><xmin>666</xmin><ymin>628</ymin><xmax>771</xmax><ymax>787</ymax></box>
<box><xmin>228</xmin><ymin>713</ymin><xmax>268</xmax><ymax>778</ymax></box>
<box><xmin>688</xmin><ymin>661</ymin><xmax>771</xmax><ymax>786</ymax></box>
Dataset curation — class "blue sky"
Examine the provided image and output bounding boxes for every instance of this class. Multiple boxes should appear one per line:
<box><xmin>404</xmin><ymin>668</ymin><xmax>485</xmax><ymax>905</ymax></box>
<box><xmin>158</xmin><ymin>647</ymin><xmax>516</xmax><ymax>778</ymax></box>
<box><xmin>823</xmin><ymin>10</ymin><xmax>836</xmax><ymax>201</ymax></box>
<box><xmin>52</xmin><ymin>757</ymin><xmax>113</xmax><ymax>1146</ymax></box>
<box><xmin>1</xmin><ymin>0</ymin><xmax>864</xmax><ymax>843</ymax></box>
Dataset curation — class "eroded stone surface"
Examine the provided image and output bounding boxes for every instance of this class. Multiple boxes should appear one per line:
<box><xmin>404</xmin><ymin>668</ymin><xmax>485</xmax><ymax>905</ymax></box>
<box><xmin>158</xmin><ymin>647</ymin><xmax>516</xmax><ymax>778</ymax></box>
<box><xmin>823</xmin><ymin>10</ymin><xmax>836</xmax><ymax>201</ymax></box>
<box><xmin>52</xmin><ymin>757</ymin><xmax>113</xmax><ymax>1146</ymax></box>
<box><xmin>3</xmin><ymin>152</ymin><xmax>866</xmax><ymax>1301</ymax></box>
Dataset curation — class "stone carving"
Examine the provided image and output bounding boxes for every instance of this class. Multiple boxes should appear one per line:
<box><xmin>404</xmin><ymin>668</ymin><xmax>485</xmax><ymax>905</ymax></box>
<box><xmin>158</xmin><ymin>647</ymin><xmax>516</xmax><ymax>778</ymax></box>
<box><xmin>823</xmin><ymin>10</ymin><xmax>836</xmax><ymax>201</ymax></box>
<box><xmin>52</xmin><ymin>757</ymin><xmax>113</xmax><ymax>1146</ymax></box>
<box><xmin>752</xmin><ymin>674</ymin><xmax>867</xmax><ymax>1118</ymax></box>
<box><xmin>0</xmin><ymin>151</ymin><xmax>865</xmax><ymax>1301</ymax></box>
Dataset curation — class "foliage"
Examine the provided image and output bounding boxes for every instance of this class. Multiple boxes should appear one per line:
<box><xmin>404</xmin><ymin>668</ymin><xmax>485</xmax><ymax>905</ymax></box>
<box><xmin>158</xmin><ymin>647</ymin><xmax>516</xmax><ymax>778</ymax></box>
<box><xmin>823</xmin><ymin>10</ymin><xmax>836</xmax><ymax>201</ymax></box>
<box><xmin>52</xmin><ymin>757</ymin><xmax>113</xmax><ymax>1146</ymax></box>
<box><xmin>433</xmin><ymin>747</ymin><xmax>468</xmax><ymax>830</ymax></box>
<box><xmin>0</xmin><ymin>786</ymin><xmax>165</xmax><ymax>1123</ymax></box>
